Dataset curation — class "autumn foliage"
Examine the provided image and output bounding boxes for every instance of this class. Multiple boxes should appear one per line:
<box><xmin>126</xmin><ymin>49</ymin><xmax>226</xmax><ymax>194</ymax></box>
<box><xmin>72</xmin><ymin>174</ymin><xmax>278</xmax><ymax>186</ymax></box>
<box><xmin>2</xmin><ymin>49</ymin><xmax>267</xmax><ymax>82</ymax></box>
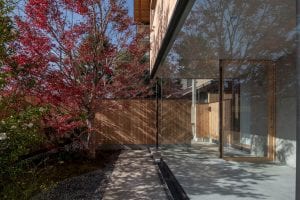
<box><xmin>2</xmin><ymin>0</ymin><xmax>150</xmax><ymax>153</ymax></box>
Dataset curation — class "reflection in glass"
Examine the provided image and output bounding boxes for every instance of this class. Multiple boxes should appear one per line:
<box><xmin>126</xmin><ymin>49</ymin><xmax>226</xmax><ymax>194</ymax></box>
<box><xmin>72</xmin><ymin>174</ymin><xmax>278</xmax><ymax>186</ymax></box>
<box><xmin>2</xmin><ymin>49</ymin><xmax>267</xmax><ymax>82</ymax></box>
<box><xmin>153</xmin><ymin>0</ymin><xmax>296</xmax><ymax>198</ymax></box>
<box><xmin>223</xmin><ymin>62</ymin><xmax>270</xmax><ymax>157</ymax></box>
<box><xmin>156</xmin><ymin>0</ymin><xmax>296</xmax><ymax>79</ymax></box>
<box><xmin>159</xmin><ymin>78</ymin><xmax>219</xmax><ymax>154</ymax></box>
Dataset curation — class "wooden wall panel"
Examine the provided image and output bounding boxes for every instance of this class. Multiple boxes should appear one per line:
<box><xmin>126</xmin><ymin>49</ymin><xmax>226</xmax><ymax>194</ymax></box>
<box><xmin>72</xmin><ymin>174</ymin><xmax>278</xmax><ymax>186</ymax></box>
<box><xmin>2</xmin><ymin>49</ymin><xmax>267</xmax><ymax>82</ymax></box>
<box><xmin>209</xmin><ymin>102</ymin><xmax>219</xmax><ymax>141</ymax></box>
<box><xmin>160</xmin><ymin>100</ymin><xmax>192</xmax><ymax>144</ymax></box>
<box><xmin>94</xmin><ymin>99</ymin><xmax>192</xmax><ymax>146</ymax></box>
<box><xmin>93</xmin><ymin>99</ymin><xmax>233</xmax><ymax>146</ymax></box>
<box><xmin>196</xmin><ymin>104</ymin><xmax>210</xmax><ymax>139</ymax></box>
<box><xmin>94</xmin><ymin>100</ymin><xmax>156</xmax><ymax>145</ymax></box>
<box><xmin>193</xmin><ymin>101</ymin><xmax>231</xmax><ymax>143</ymax></box>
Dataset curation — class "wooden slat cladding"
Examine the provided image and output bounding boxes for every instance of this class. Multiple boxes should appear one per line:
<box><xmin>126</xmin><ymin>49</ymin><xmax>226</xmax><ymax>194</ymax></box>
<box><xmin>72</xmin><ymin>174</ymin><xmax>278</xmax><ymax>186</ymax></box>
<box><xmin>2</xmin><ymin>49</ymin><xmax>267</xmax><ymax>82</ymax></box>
<box><xmin>196</xmin><ymin>101</ymin><xmax>232</xmax><ymax>143</ymax></box>
<box><xmin>94</xmin><ymin>100</ymin><xmax>156</xmax><ymax>145</ymax></box>
<box><xmin>160</xmin><ymin>100</ymin><xmax>192</xmax><ymax>144</ymax></box>
<box><xmin>134</xmin><ymin>0</ymin><xmax>150</xmax><ymax>24</ymax></box>
<box><xmin>94</xmin><ymin>99</ymin><xmax>192</xmax><ymax>146</ymax></box>
<box><xmin>196</xmin><ymin>104</ymin><xmax>210</xmax><ymax>139</ymax></box>
<box><xmin>93</xmin><ymin>99</ymin><xmax>238</xmax><ymax>147</ymax></box>
<box><xmin>209</xmin><ymin>102</ymin><xmax>219</xmax><ymax>141</ymax></box>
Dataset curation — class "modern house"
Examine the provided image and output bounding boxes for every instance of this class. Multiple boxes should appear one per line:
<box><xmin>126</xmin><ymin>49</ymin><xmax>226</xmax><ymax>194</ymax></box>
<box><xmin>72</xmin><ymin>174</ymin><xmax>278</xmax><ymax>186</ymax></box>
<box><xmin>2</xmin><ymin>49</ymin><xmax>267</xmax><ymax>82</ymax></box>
<box><xmin>135</xmin><ymin>0</ymin><xmax>299</xmax><ymax>199</ymax></box>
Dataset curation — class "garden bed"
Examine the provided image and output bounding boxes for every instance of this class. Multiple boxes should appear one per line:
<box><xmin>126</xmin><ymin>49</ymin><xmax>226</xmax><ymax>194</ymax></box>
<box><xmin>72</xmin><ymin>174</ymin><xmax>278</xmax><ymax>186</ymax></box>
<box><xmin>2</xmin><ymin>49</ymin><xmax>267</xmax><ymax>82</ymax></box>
<box><xmin>1</xmin><ymin>150</ymin><xmax>120</xmax><ymax>200</ymax></box>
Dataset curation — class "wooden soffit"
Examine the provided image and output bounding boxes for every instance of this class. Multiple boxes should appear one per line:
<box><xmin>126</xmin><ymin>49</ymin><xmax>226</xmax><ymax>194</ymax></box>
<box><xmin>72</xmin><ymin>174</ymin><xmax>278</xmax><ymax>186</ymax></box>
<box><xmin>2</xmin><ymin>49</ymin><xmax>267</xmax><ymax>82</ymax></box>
<box><xmin>134</xmin><ymin>0</ymin><xmax>150</xmax><ymax>24</ymax></box>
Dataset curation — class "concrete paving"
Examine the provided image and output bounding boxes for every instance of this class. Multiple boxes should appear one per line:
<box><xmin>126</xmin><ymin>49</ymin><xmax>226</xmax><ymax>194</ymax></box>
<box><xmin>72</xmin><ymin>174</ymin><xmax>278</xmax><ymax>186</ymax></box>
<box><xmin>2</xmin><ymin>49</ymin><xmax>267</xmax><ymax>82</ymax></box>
<box><xmin>102</xmin><ymin>150</ymin><xmax>168</xmax><ymax>200</ymax></box>
<box><xmin>161</xmin><ymin>143</ymin><xmax>296</xmax><ymax>200</ymax></box>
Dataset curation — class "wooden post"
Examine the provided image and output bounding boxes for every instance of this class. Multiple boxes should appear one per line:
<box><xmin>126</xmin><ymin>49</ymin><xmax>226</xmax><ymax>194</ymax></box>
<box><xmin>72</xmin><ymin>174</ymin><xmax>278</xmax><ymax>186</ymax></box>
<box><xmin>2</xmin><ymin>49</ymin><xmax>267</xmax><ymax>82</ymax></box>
<box><xmin>219</xmin><ymin>60</ymin><xmax>224</xmax><ymax>158</ymax></box>
<box><xmin>267</xmin><ymin>62</ymin><xmax>276</xmax><ymax>161</ymax></box>
<box><xmin>192</xmin><ymin>79</ymin><xmax>197</xmax><ymax>141</ymax></box>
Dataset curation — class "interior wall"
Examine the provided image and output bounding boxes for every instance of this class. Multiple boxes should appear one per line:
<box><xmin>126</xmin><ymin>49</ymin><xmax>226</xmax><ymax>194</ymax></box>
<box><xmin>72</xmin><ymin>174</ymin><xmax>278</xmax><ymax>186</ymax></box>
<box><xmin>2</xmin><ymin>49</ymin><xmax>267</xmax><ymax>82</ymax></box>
<box><xmin>276</xmin><ymin>56</ymin><xmax>297</xmax><ymax>168</ymax></box>
<box><xmin>239</xmin><ymin>66</ymin><xmax>268</xmax><ymax>157</ymax></box>
<box><xmin>240</xmin><ymin>81</ymin><xmax>252</xmax><ymax>146</ymax></box>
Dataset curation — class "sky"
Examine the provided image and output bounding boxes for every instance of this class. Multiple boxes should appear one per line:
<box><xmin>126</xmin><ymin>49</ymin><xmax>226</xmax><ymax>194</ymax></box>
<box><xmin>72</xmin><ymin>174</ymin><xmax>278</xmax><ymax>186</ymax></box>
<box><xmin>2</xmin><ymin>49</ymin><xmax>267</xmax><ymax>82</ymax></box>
<box><xmin>14</xmin><ymin>0</ymin><xmax>134</xmax><ymax>18</ymax></box>
<box><xmin>126</xmin><ymin>0</ymin><xmax>134</xmax><ymax>17</ymax></box>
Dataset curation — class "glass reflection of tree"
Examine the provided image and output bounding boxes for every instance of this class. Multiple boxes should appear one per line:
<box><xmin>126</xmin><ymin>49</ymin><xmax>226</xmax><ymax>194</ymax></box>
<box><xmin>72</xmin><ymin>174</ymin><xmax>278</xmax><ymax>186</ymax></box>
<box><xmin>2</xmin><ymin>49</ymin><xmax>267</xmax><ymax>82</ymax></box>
<box><xmin>160</xmin><ymin>0</ymin><xmax>296</xmax><ymax>157</ymax></box>
<box><xmin>164</xmin><ymin>0</ymin><xmax>296</xmax><ymax>78</ymax></box>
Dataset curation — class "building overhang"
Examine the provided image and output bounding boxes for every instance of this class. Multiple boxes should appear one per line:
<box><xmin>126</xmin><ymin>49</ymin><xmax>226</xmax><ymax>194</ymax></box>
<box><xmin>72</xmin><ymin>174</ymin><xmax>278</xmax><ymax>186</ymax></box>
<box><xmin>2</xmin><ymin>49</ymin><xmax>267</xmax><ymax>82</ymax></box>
<box><xmin>134</xmin><ymin>0</ymin><xmax>150</xmax><ymax>24</ymax></box>
<box><xmin>150</xmin><ymin>0</ymin><xmax>195</xmax><ymax>79</ymax></box>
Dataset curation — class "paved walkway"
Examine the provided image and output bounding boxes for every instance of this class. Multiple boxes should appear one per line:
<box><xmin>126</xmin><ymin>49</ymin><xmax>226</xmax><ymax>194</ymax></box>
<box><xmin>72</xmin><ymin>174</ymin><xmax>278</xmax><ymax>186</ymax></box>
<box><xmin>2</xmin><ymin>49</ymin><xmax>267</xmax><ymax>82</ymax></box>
<box><xmin>161</xmin><ymin>143</ymin><xmax>296</xmax><ymax>200</ymax></box>
<box><xmin>102</xmin><ymin>150</ymin><xmax>168</xmax><ymax>200</ymax></box>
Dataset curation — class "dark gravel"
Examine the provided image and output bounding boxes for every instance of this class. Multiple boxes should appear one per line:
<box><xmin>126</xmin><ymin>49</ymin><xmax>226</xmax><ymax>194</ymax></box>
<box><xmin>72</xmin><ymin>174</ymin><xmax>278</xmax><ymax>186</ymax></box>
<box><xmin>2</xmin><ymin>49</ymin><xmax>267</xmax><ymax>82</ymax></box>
<box><xmin>32</xmin><ymin>150</ymin><xmax>121</xmax><ymax>200</ymax></box>
<box><xmin>32</xmin><ymin>164</ymin><xmax>114</xmax><ymax>200</ymax></box>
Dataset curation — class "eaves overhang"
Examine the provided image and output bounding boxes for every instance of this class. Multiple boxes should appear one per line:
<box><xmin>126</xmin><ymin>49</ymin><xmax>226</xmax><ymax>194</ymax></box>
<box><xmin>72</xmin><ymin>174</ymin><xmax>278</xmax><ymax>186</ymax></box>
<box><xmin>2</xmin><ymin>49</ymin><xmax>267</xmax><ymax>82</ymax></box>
<box><xmin>150</xmin><ymin>0</ymin><xmax>195</xmax><ymax>79</ymax></box>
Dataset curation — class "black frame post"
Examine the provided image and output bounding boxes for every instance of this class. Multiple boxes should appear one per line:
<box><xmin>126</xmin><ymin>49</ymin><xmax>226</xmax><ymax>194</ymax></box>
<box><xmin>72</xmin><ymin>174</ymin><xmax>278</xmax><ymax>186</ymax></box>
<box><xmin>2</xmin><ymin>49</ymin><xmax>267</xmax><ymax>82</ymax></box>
<box><xmin>219</xmin><ymin>60</ymin><xmax>224</xmax><ymax>158</ymax></box>
<box><xmin>156</xmin><ymin>79</ymin><xmax>159</xmax><ymax>150</ymax></box>
<box><xmin>296</xmin><ymin>0</ymin><xmax>300</xmax><ymax>199</ymax></box>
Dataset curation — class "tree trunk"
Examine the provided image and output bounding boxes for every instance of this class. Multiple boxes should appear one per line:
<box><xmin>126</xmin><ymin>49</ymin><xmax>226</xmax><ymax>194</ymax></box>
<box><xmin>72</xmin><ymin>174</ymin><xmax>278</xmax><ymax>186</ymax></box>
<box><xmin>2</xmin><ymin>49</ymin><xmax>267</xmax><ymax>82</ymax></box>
<box><xmin>86</xmin><ymin>114</ymin><xmax>96</xmax><ymax>158</ymax></box>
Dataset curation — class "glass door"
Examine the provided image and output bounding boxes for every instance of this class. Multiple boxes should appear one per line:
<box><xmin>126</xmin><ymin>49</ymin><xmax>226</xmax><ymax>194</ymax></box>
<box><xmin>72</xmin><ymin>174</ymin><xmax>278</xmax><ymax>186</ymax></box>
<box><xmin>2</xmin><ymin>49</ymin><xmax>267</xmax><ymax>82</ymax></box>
<box><xmin>222</xmin><ymin>60</ymin><xmax>275</xmax><ymax>160</ymax></box>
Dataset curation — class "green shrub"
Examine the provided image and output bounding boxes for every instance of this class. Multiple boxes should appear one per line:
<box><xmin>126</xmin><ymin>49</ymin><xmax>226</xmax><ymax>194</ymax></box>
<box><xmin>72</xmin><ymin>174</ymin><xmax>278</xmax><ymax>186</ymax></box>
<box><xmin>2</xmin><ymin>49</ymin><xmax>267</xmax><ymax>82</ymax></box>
<box><xmin>0</xmin><ymin>106</ymin><xmax>47</xmax><ymax>198</ymax></box>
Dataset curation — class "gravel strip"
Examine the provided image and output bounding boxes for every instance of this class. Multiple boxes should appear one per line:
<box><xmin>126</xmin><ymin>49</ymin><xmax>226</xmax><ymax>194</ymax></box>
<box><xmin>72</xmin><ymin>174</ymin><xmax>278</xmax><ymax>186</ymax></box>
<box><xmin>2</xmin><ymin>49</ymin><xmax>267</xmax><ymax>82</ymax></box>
<box><xmin>32</xmin><ymin>165</ymin><xmax>114</xmax><ymax>200</ymax></box>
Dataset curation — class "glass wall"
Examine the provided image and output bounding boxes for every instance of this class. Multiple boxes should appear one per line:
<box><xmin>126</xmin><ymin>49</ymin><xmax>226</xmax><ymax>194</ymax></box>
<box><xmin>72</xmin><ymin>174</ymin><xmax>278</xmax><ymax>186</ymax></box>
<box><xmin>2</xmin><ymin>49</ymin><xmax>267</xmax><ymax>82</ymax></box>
<box><xmin>156</xmin><ymin>0</ymin><xmax>297</xmax><ymax>161</ymax></box>
<box><xmin>223</xmin><ymin>61</ymin><xmax>272</xmax><ymax>158</ymax></box>
<box><xmin>154</xmin><ymin>0</ymin><xmax>297</xmax><ymax>198</ymax></box>
<box><xmin>159</xmin><ymin>78</ymin><xmax>220</xmax><ymax>147</ymax></box>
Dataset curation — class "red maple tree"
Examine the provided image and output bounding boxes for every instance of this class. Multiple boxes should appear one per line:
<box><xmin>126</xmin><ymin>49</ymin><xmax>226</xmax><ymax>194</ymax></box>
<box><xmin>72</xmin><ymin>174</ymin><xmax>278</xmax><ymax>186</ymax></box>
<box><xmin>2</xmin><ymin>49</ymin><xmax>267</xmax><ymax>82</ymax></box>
<box><xmin>4</xmin><ymin>0</ymin><xmax>150</xmax><ymax>155</ymax></box>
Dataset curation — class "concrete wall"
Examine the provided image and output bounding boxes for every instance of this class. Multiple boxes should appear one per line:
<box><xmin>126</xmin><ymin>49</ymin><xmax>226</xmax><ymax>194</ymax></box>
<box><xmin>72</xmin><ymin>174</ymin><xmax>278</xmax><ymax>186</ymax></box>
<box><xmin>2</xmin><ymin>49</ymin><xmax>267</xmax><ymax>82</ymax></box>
<box><xmin>150</xmin><ymin>0</ymin><xmax>178</xmax><ymax>71</ymax></box>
